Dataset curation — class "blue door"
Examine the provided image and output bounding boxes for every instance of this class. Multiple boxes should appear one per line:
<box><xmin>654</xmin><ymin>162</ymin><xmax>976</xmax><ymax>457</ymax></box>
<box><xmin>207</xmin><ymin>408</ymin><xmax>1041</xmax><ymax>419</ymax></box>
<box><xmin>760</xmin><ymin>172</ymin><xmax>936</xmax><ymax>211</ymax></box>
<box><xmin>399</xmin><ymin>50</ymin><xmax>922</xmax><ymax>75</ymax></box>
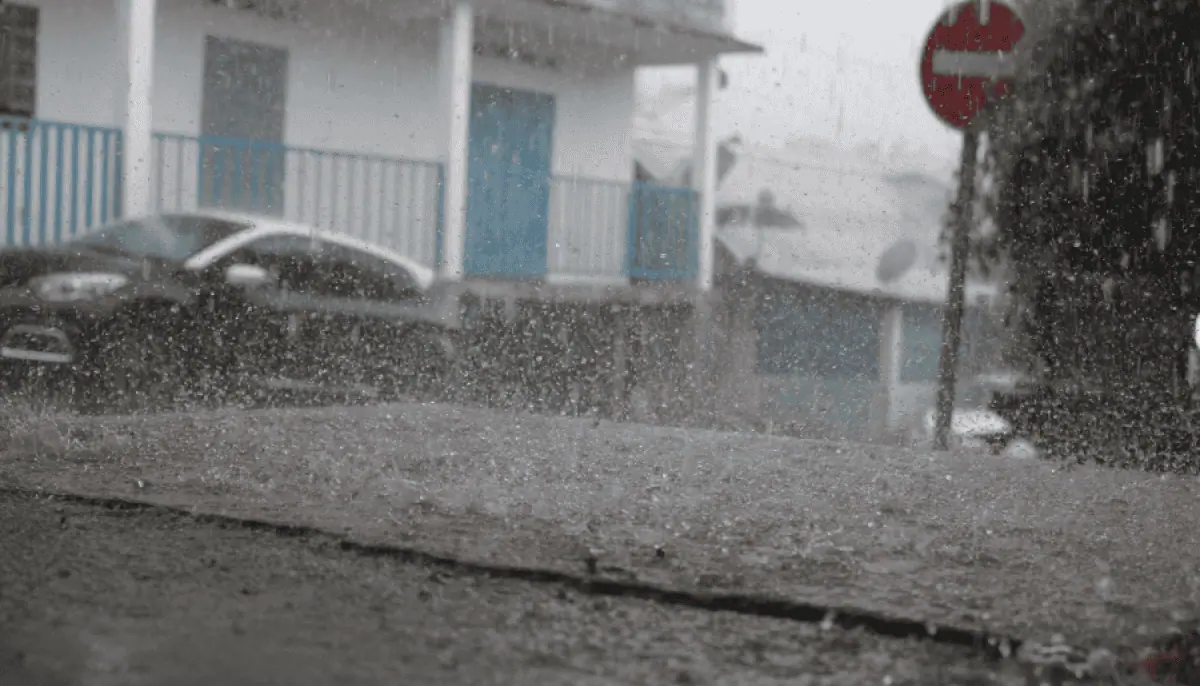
<box><xmin>200</xmin><ymin>36</ymin><xmax>289</xmax><ymax>215</ymax></box>
<box><xmin>465</xmin><ymin>84</ymin><xmax>555</xmax><ymax>278</ymax></box>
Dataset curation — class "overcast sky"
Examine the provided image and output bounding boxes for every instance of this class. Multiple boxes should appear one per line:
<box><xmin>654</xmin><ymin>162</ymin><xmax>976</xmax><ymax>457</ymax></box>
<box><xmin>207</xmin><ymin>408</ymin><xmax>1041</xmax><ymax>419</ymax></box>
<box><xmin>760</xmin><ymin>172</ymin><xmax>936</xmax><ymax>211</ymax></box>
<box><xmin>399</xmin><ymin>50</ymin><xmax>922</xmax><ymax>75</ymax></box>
<box><xmin>637</xmin><ymin>0</ymin><xmax>963</xmax><ymax>169</ymax></box>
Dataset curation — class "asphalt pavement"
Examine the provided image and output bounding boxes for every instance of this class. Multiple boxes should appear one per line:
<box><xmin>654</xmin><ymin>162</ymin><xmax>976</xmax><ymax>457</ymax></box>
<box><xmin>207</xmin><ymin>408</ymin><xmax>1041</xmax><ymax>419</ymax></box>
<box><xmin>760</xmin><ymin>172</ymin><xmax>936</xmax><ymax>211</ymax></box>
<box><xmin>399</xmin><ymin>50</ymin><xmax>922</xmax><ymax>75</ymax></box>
<box><xmin>2</xmin><ymin>399</ymin><xmax>1195</xmax><ymax>681</ymax></box>
<box><xmin>0</xmin><ymin>490</ymin><xmax>1025</xmax><ymax>686</ymax></box>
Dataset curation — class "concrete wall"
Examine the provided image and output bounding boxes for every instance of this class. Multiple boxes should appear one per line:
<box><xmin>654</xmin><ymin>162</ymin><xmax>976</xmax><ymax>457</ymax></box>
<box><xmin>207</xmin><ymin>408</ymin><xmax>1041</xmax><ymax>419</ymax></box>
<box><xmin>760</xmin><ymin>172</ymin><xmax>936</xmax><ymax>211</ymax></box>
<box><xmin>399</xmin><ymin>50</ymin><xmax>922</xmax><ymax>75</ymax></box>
<box><xmin>711</xmin><ymin>275</ymin><xmax>1008</xmax><ymax>443</ymax></box>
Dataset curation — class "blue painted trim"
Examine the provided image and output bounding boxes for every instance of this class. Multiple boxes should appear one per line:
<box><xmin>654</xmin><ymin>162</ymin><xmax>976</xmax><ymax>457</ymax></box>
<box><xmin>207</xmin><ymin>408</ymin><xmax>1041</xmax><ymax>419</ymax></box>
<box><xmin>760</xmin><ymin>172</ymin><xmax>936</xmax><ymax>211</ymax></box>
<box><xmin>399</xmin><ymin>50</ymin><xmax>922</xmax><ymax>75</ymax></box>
<box><xmin>5</xmin><ymin>127</ymin><xmax>17</xmax><ymax>246</ymax></box>
<box><xmin>626</xmin><ymin>182</ymin><xmax>699</xmax><ymax>281</ymax></box>
<box><xmin>153</xmin><ymin>133</ymin><xmax>164</xmax><ymax>213</ymax></box>
<box><xmin>0</xmin><ymin>116</ymin><xmax>121</xmax><ymax>133</ymax></box>
<box><xmin>21</xmin><ymin>124</ymin><xmax>34</xmax><ymax>245</ymax></box>
<box><xmin>85</xmin><ymin>130</ymin><xmax>95</xmax><ymax>229</ymax></box>
<box><xmin>53</xmin><ymin>125</ymin><xmax>64</xmax><ymax>243</ymax></box>
<box><xmin>173</xmin><ymin>136</ymin><xmax>184</xmax><ymax>209</ymax></box>
<box><xmin>69</xmin><ymin>127</ymin><xmax>80</xmax><ymax>237</ymax></box>
<box><xmin>0</xmin><ymin>115</ymin><xmax>131</xmax><ymax>243</ymax></box>
<box><xmin>112</xmin><ymin>130</ymin><xmax>123</xmax><ymax>221</ymax></box>
<box><xmin>234</xmin><ymin>144</ymin><xmax>247</xmax><ymax>208</ymax></box>
<box><xmin>215</xmin><ymin>147</ymin><xmax>227</xmax><ymax>206</ymax></box>
<box><xmin>99</xmin><ymin>133</ymin><xmax>111</xmax><ymax>224</ymax></box>
<box><xmin>624</xmin><ymin>182</ymin><xmax>638</xmax><ymax>278</ymax></box>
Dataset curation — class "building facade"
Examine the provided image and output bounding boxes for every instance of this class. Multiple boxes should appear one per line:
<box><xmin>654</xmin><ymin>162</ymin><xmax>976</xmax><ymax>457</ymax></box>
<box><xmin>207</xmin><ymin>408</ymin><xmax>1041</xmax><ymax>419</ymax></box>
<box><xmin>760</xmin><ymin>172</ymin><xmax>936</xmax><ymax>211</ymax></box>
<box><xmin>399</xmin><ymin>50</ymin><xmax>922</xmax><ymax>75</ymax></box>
<box><xmin>0</xmin><ymin>0</ymin><xmax>760</xmax><ymax>293</ymax></box>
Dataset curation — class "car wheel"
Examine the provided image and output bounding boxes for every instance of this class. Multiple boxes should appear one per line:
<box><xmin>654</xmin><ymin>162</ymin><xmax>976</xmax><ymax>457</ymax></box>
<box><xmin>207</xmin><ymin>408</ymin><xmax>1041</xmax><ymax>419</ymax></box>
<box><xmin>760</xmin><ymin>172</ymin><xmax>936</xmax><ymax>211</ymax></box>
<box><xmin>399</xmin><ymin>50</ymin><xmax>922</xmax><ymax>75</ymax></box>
<box><xmin>94</xmin><ymin>310</ymin><xmax>189</xmax><ymax>414</ymax></box>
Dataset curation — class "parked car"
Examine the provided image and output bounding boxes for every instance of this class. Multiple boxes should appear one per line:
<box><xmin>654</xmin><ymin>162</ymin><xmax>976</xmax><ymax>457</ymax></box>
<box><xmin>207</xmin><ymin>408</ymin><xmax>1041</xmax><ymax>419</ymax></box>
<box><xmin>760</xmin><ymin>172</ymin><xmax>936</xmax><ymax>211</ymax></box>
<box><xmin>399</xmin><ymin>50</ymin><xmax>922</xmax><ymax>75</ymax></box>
<box><xmin>907</xmin><ymin>372</ymin><xmax>1039</xmax><ymax>458</ymax></box>
<box><xmin>0</xmin><ymin>211</ymin><xmax>457</xmax><ymax>410</ymax></box>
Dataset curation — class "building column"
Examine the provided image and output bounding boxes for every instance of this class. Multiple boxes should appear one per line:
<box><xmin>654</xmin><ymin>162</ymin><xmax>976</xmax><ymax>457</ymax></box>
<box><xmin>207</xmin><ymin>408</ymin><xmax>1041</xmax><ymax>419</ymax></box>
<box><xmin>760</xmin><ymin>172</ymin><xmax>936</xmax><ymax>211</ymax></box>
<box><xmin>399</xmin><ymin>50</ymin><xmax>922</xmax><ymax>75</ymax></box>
<box><xmin>684</xmin><ymin>58</ymin><xmax>721</xmax><ymax>423</ymax></box>
<box><xmin>117</xmin><ymin>0</ymin><xmax>156</xmax><ymax>218</ymax></box>
<box><xmin>692</xmin><ymin>57</ymin><xmax>720</xmax><ymax>291</ymax></box>
<box><xmin>438</xmin><ymin>0</ymin><xmax>473</xmax><ymax>281</ymax></box>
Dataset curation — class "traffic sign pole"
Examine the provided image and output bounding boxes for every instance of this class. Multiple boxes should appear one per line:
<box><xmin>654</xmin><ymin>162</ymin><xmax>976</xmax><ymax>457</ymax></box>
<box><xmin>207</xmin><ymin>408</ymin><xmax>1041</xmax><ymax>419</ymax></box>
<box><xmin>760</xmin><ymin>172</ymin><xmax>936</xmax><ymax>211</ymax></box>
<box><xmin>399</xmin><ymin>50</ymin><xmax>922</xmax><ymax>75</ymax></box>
<box><xmin>934</xmin><ymin>128</ymin><xmax>978</xmax><ymax>450</ymax></box>
<box><xmin>919</xmin><ymin>0</ymin><xmax>1023</xmax><ymax>450</ymax></box>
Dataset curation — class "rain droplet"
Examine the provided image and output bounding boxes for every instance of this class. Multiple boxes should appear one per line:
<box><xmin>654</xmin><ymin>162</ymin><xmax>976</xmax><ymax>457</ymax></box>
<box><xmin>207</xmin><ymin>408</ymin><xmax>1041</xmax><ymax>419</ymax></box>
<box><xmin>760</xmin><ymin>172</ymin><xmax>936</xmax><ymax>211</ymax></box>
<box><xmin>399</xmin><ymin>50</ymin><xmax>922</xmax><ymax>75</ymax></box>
<box><xmin>820</xmin><ymin>612</ymin><xmax>836</xmax><ymax>631</ymax></box>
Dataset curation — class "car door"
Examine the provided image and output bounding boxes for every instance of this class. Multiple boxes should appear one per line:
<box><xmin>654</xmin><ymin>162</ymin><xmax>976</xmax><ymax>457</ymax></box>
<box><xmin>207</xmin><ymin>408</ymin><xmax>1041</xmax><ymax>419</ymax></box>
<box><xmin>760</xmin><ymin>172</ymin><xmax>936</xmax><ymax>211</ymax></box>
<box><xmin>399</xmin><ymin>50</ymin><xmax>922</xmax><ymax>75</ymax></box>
<box><xmin>304</xmin><ymin>240</ymin><xmax>428</xmax><ymax>383</ymax></box>
<box><xmin>205</xmin><ymin>232</ymin><xmax>329</xmax><ymax>382</ymax></box>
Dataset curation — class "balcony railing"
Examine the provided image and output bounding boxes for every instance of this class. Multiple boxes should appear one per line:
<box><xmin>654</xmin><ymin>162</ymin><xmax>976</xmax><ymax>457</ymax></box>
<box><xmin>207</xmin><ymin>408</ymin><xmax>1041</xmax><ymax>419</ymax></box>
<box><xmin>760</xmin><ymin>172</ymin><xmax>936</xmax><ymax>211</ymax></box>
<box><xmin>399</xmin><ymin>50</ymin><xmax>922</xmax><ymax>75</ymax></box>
<box><xmin>0</xmin><ymin>117</ymin><xmax>122</xmax><ymax>247</ymax></box>
<box><xmin>549</xmin><ymin>176</ymin><xmax>699</xmax><ymax>281</ymax></box>
<box><xmin>152</xmin><ymin>132</ymin><xmax>443</xmax><ymax>269</ymax></box>
<box><xmin>2</xmin><ymin>121</ymin><xmax>701</xmax><ymax>284</ymax></box>
<box><xmin>548</xmin><ymin>176</ymin><xmax>628</xmax><ymax>279</ymax></box>
<box><xmin>627</xmin><ymin>182</ymin><xmax>699</xmax><ymax>281</ymax></box>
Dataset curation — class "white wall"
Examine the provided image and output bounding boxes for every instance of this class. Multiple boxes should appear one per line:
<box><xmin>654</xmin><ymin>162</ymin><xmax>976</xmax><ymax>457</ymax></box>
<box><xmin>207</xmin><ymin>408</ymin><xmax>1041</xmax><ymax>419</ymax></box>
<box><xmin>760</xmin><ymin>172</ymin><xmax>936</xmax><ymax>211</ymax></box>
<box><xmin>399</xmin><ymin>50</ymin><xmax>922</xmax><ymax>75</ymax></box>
<box><xmin>25</xmin><ymin>0</ymin><xmax>123</xmax><ymax>127</ymax></box>
<box><xmin>26</xmin><ymin>0</ymin><xmax>635</xmax><ymax>178</ymax></box>
<box><xmin>15</xmin><ymin>0</ymin><xmax>636</xmax><ymax>274</ymax></box>
<box><xmin>152</xmin><ymin>0</ymin><xmax>635</xmax><ymax>180</ymax></box>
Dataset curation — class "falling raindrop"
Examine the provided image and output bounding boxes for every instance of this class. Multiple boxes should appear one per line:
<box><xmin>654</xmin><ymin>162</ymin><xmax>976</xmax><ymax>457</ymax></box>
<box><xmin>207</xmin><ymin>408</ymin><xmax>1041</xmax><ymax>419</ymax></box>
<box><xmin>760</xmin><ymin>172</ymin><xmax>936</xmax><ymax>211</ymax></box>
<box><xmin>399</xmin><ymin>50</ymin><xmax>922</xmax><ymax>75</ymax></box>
<box><xmin>820</xmin><ymin>612</ymin><xmax>836</xmax><ymax>631</ymax></box>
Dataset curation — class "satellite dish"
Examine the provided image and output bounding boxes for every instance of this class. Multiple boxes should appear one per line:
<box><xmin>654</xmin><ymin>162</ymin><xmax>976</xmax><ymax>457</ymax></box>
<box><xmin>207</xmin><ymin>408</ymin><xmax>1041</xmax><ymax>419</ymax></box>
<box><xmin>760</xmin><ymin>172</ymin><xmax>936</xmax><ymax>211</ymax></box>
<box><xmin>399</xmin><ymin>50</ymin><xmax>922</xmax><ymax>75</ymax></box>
<box><xmin>875</xmin><ymin>239</ymin><xmax>919</xmax><ymax>284</ymax></box>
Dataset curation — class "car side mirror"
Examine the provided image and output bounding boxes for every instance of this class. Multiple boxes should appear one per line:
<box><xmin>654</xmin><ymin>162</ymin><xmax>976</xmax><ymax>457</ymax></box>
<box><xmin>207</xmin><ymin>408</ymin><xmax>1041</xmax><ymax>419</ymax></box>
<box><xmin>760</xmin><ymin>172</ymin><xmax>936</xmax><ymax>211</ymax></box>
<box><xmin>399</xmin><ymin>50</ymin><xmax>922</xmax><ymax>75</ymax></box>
<box><xmin>225</xmin><ymin>263</ymin><xmax>273</xmax><ymax>288</ymax></box>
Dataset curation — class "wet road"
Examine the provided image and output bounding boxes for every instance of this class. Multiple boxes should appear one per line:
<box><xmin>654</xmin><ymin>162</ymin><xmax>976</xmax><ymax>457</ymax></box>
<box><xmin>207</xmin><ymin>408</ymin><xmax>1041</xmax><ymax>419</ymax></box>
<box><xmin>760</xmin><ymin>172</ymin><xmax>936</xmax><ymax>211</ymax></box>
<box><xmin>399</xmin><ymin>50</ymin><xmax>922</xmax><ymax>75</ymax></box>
<box><xmin>5</xmin><ymin>401</ymin><xmax>1196</xmax><ymax>652</ymax></box>
<box><xmin>0</xmin><ymin>491</ymin><xmax>1023</xmax><ymax>686</ymax></box>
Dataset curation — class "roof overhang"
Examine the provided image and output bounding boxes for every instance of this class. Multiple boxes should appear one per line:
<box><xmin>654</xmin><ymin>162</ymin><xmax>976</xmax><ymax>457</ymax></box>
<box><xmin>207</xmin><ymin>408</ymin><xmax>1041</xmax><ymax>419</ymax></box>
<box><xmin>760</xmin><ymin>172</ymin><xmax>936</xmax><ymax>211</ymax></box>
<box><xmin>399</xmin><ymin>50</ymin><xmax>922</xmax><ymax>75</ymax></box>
<box><xmin>339</xmin><ymin>0</ymin><xmax>761</xmax><ymax>68</ymax></box>
<box><xmin>715</xmin><ymin>228</ymin><xmax>1000</xmax><ymax>306</ymax></box>
<box><xmin>472</xmin><ymin>0</ymin><xmax>763</xmax><ymax>67</ymax></box>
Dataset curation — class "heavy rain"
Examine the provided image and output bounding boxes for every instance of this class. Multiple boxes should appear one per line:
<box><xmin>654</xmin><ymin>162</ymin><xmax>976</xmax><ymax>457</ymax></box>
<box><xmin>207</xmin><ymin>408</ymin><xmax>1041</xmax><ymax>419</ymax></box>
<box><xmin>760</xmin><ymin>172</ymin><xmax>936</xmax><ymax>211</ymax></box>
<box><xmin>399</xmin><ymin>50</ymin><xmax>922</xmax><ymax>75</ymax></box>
<box><xmin>2</xmin><ymin>0</ymin><xmax>1200</xmax><ymax>683</ymax></box>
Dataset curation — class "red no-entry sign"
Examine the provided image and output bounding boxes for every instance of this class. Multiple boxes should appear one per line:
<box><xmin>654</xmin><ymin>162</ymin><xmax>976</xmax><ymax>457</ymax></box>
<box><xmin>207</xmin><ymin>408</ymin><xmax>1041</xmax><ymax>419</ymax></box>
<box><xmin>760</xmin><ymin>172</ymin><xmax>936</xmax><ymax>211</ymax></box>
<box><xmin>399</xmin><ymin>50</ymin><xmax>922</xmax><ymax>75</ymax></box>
<box><xmin>920</xmin><ymin>0</ymin><xmax>1025</xmax><ymax>130</ymax></box>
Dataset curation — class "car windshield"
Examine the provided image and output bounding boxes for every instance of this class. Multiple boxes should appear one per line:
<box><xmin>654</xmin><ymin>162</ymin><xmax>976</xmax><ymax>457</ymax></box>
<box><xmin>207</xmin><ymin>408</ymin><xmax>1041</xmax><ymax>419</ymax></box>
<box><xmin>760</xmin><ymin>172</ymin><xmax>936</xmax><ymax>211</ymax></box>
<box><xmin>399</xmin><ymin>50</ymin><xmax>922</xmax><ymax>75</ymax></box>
<box><xmin>71</xmin><ymin>215</ymin><xmax>247</xmax><ymax>262</ymax></box>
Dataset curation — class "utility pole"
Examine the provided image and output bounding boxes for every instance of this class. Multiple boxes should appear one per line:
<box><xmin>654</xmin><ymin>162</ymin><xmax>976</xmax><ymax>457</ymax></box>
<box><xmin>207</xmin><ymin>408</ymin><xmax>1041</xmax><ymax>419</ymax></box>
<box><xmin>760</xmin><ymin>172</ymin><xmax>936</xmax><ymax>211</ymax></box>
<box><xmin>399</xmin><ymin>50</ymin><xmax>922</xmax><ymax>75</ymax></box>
<box><xmin>933</xmin><ymin>129</ymin><xmax>978</xmax><ymax>450</ymax></box>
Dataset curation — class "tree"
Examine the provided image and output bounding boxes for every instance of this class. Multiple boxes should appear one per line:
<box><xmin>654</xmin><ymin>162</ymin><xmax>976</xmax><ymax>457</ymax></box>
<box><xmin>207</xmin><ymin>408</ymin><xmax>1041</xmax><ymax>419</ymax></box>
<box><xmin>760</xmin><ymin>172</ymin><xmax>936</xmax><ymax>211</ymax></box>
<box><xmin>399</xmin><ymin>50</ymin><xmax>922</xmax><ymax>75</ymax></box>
<box><xmin>977</xmin><ymin>0</ymin><xmax>1200</xmax><ymax>466</ymax></box>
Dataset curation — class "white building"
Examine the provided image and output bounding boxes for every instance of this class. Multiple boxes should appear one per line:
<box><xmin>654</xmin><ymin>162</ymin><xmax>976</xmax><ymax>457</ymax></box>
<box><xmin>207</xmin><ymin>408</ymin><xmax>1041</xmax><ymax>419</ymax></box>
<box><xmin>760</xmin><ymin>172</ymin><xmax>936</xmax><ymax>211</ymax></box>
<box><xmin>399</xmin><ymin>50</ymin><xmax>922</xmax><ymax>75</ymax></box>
<box><xmin>0</xmin><ymin>0</ymin><xmax>760</xmax><ymax>291</ymax></box>
<box><xmin>709</xmin><ymin>139</ymin><xmax>1005</xmax><ymax>442</ymax></box>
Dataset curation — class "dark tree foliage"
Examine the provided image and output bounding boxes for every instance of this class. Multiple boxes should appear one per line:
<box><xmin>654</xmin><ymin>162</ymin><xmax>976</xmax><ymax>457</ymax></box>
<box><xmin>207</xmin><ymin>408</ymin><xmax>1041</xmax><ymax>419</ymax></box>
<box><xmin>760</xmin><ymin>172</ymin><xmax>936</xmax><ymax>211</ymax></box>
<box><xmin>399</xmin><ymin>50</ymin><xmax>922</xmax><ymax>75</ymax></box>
<box><xmin>979</xmin><ymin>0</ymin><xmax>1200</xmax><ymax>467</ymax></box>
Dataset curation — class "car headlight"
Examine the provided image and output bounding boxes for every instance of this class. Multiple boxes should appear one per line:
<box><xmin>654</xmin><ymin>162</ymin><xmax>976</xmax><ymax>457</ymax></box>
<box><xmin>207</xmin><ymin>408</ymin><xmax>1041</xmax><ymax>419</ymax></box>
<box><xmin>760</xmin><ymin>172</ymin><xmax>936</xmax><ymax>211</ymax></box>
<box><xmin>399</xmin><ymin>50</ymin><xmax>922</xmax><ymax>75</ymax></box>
<box><xmin>29</xmin><ymin>272</ymin><xmax>129</xmax><ymax>302</ymax></box>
